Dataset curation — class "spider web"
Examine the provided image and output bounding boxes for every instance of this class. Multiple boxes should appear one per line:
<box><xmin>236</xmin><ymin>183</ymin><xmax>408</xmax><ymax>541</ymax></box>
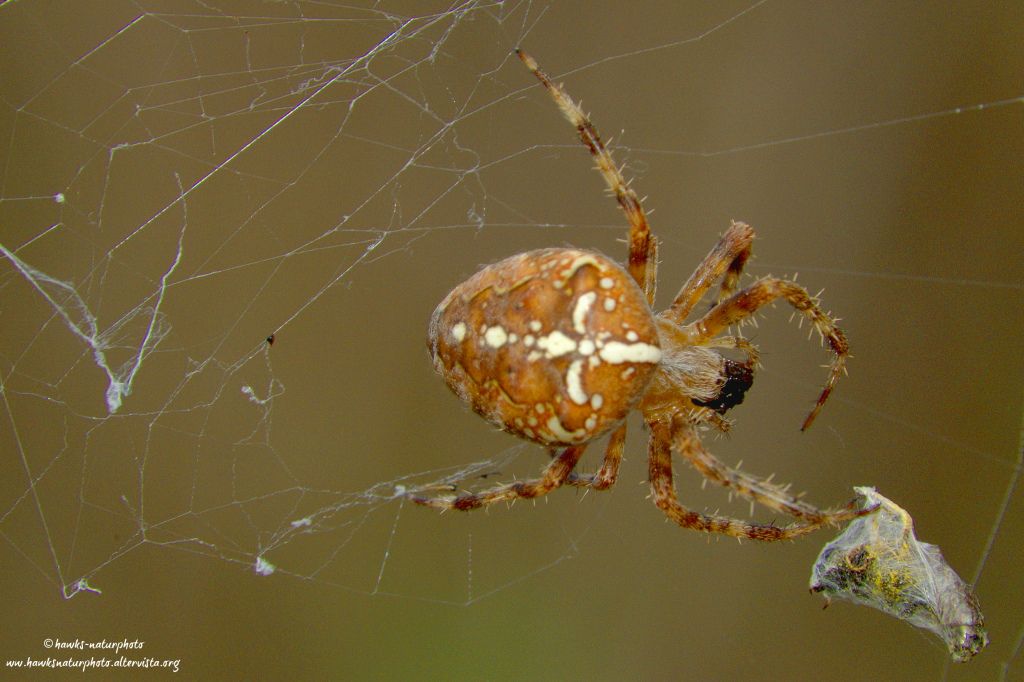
<box><xmin>1</xmin><ymin>1</ymin><xmax>1021</xmax><ymax>679</ymax></box>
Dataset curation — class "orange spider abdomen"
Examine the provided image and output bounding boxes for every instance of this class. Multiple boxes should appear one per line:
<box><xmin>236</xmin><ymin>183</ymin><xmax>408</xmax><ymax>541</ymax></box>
<box><xmin>428</xmin><ymin>248</ymin><xmax>662</xmax><ymax>446</ymax></box>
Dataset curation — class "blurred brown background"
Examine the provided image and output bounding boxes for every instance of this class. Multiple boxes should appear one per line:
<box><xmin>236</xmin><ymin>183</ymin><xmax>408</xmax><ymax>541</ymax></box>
<box><xmin>1</xmin><ymin>1</ymin><xmax>1021</xmax><ymax>680</ymax></box>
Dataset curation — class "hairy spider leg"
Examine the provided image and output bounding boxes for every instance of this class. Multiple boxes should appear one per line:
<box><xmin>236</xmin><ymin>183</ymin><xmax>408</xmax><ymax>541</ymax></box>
<box><xmin>673</xmin><ymin>421</ymin><xmax>873</xmax><ymax>526</ymax></box>
<box><xmin>704</xmin><ymin>335</ymin><xmax>761</xmax><ymax>368</ymax></box>
<box><xmin>411</xmin><ymin>444</ymin><xmax>588</xmax><ymax>511</ymax></box>
<box><xmin>516</xmin><ymin>49</ymin><xmax>658</xmax><ymax>305</ymax></box>
<box><xmin>565</xmin><ymin>422</ymin><xmax>626</xmax><ymax>490</ymax></box>
<box><xmin>648</xmin><ymin>420</ymin><xmax>828</xmax><ymax>541</ymax></box>
<box><xmin>682</xmin><ymin>278</ymin><xmax>849</xmax><ymax>431</ymax></box>
<box><xmin>664</xmin><ymin>220</ymin><xmax>756</xmax><ymax>323</ymax></box>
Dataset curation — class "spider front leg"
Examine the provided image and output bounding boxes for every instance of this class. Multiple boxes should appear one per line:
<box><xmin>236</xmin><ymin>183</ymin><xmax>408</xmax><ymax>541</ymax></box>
<box><xmin>664</xmin><ymin>220</ymin><xmax>756</xmax><ymax>324</ymax></box>
<box><xmin>411</xmin><ymin>444</ymin><xmax>587</xmax><ymax>511</ymax></box>
<box><xmin>685</xmin><ymin>277</ymin><xmax>849</xmax><ymax>430</ymax></box>
<box><xmin>646</xmin><ymin>419</ymin><xmax>822</xmax><ymax>541</ymax></box>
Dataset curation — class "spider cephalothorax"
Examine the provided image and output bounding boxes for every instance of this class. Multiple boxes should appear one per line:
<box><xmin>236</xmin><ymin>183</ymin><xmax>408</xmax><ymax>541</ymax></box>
<box><xmin>413</xmin><ymin>50</ymin><xmax>871</xmax><ymax>540</ymax></box>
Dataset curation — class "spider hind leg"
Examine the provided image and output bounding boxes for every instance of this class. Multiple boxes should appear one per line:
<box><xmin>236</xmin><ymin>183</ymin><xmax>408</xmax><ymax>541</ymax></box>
<box><xmin>411</xmin><ymin>444</ymin><xmax>587</xmax><ymax>511</ymax></box>
<box><xmin>565</xmin><ymin>423</ymin><xmax>626</xmax><ymax>491</ymax></box>
<box><xmin>515</xmin><ymin>48</ymin><xmax>657</xmax><ymax>304</ymax></box>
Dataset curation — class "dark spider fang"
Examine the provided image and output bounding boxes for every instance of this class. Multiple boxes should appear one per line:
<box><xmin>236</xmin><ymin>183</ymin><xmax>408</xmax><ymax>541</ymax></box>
<box><xmin>694</xmin><ymin>359</ymin><xmax>754</xmax><ymax>414</ymax></box>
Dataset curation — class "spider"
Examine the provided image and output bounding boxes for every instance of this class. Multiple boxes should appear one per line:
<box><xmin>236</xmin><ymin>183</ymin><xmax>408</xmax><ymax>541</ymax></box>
<box><xmin>412</xmin><ymin>50</ymin><xmax>872</xmax><ymax>541</ymax></box>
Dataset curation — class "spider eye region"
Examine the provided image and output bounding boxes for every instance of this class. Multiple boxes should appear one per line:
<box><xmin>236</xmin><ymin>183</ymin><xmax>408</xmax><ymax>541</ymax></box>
<box><xmin>428</xmin><ymin>248</ymin><xmax>661</xmax><ymax>446</ymax></box>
